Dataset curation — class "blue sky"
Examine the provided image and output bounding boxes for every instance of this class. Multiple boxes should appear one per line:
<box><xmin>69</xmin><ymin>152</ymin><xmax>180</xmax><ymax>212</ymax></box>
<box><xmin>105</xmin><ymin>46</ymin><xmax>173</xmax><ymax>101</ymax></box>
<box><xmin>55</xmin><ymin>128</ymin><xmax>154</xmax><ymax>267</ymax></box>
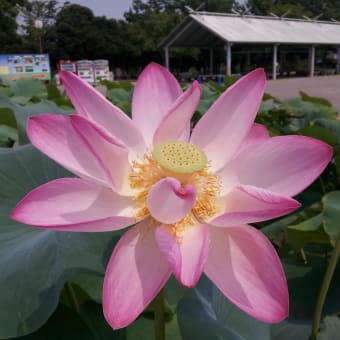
<box><xmin>59</xmin><ymin>0</ymin><xmax>134</xmax><ymax>19</ymax></box>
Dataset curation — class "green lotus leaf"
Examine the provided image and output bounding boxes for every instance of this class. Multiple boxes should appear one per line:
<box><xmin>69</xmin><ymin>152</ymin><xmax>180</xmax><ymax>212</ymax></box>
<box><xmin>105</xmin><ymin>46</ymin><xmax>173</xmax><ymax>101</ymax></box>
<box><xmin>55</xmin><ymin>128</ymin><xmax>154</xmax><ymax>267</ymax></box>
<box><xmin>0</xmin><ymin>145</ymin><xmax>120</xmax><ymax>338</ymax></box>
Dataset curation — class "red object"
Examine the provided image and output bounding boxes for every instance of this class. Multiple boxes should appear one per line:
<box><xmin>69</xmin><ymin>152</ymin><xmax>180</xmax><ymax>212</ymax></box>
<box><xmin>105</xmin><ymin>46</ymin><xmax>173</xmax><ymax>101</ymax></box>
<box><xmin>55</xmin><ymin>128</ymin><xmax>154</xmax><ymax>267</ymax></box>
<box><xmin>57</xmin><ymin>60</ymin><xmax>76</xmax><ymax>73</ymax></box>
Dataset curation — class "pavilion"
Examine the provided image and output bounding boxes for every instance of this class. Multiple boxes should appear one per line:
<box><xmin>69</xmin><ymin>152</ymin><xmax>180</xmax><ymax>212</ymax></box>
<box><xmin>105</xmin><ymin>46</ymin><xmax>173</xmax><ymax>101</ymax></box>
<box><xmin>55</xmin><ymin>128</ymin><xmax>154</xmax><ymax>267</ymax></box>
<box><xmin>159</xmin><ymin>11</ymin><xmax>340</xmax><ymax>79</ymax></box>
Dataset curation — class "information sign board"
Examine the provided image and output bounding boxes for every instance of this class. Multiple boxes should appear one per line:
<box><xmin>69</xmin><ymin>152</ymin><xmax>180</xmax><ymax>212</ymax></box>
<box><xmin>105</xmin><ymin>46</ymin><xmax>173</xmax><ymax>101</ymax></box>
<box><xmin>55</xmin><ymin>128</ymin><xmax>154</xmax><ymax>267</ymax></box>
<box><xmin>0</xmin><ymin>54</ymin><xmax>51</xmax><ymax>80</ymax></box>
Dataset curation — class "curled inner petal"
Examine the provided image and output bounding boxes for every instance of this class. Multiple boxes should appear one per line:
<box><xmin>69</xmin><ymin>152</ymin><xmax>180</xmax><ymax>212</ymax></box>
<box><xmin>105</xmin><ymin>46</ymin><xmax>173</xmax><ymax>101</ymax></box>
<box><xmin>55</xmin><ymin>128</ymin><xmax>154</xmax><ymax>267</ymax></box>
<box><xmin>147</xmin><ymin>178</ymin><xmax>196</xmax><ymax>224</ymax></box>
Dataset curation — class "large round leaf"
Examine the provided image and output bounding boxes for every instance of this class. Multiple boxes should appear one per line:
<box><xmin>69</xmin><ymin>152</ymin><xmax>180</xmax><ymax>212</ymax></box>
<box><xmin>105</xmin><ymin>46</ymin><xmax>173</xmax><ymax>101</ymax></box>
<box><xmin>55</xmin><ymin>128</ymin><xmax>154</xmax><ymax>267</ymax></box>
<box><xmin>4</xmin><ymin>78</ymin><xmax>48</xmax><ymax>99</ymax></box>
<box><xmin>126</xmin><ymin>314</ymin><xmax>181</xmax><ymax>340</ymax></box>
<box><xmin>0</xmin><ymin>94</ymin><xmax>71</xmax><ymax>145</ymax></box>
<box><xmin>278</xmin><ymin>255</ymin><xmax>340</xmax><ymax>339</ymax></box>
<box><xmin>323</xmin><ymin>191</ymin><xmax>340</xmax><ymax>245</ymax></box>
<box><xmin>0</xmin><ymin>145</ymin><xmax>122</xmax><ymax>338</ymax></box>
<box><xmin>317</xmin><ymin>315</ymin><xmax>340</xmax><ymax>340</ymax></box>
<box><xmin>177</xmin><ymin>275</ymin><xmax>270</xmax><ymax>340</ymax></box>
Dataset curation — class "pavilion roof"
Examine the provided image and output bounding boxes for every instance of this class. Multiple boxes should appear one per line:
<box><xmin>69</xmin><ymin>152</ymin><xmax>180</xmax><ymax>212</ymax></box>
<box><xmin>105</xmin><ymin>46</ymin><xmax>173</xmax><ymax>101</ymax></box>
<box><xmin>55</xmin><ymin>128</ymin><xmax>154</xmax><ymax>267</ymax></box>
<box><xmin>159</xmin><ymin>12</ymin><xmax>340</xmax><ymax>47</ymax></box>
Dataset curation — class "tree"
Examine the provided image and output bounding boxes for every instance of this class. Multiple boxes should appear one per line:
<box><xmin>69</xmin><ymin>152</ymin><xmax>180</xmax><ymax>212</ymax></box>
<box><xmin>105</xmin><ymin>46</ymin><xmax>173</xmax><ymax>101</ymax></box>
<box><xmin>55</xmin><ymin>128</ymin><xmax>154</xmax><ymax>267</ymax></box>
<box><xmin>46</xmin><ymin>3</ymin><xmax>127</xmax><ymax>68</ymax></box>
<box><xmin>123</xmin><ymin>0</ymin><xmax>234</xmax><ymax>67</ymax></box>
<box><xmin>0</xmin><ymin>0</ymin><xmax>27</xmax><ymax>53</ymax></box>
<box><xmin>48</xmin><ymin>4</ymin><xmax>98</xmax><ymax>60</ymax></box>
<box><xmin>247</xmin><ymin>0</ymin><xmax>340</xmax><ymax>20</ymax></box>
<box><xmin>19</xmin><ymin>0</ymin><xmax>58</xmax><ymax>29</ymax></box>
<box><xmin>18</xmin><ymin>0</ymin><xmax>59</xmax><ymax>53</ymax></box>
<box><xmin>270</xmin><ymin>2</ymin><xmax>314</xmax><ymax>18</ymax></box>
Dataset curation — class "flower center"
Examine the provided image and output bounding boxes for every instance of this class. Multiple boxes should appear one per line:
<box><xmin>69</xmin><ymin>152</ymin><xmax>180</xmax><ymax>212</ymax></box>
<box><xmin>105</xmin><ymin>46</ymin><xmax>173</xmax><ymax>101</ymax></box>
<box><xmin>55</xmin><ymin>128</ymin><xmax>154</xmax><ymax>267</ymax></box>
<box><xmin>129</xmin><ymin>141</ymin><xmax>220</xmax><ymax>238</ymax></box>
<box><xmin>152</xmin><ymin>141</ymin><xmax>207</xmax><ymax>174</ymax></box>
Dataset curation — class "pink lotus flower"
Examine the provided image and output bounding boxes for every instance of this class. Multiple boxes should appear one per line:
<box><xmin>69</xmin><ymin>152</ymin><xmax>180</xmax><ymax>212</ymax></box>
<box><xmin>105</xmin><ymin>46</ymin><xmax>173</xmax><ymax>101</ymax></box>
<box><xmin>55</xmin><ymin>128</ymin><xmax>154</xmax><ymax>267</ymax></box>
<box><xmin>12</xmin><ymin>63</ymin><xmax>332</xmax><ymax>329</ymax></box>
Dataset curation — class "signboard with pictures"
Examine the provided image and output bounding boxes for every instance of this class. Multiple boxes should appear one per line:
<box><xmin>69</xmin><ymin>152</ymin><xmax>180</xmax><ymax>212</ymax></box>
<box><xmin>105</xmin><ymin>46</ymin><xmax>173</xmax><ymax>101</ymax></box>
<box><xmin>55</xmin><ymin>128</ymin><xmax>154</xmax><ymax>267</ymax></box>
<box><xmin>0</xmin><ymin>54</ymin><xmax>51</xmax><ymax>80</ymax></box>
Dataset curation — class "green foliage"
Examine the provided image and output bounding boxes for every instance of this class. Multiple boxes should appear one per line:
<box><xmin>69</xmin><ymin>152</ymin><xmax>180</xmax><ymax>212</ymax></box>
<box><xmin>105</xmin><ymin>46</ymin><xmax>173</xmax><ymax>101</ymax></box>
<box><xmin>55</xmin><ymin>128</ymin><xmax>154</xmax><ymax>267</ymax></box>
<box><xmin>125</xmin><ymin>9</ymin><xmax>181</xmax><ymax>54</ymax></box>
<box><xmin>18</xmin><ymin>1</ymin><xmax>59</xmax><ymax>53</ymax></box>
<box><xmin>47</xmin><ymin>83</ymin><xmax>73</xmax><ymax>107</ymax></box>
<box><xmin>0</xmin><ymin>145</ymin><xmax>123</xmax><ymax>337</ymax></box>
<box><xmin>2</xmin><ymin>0</ymin><xmax>340</xmax><ymax>73</ymax></box>
<box><xmin>0</xmin><ymin>78</ymin><xmax>71</xmax><ymax>145</ymax></box>
<box><xmin>323</xmin><ymin>192</ymin><xmax>340</xmax><ymax>245</ymax></box>
<box><xmin>178</xmin><ymin>276</ymin><xmax>270</xmax><ymax>339</ymax></box>
<box><xmin>285</xmin><ymin>214</ymin><xmax>330</xmax><ymax>250</ymax></box>
<box><xmin>107</xmin><ymin>88</ymin><xmax>132</xmax><ymax>115</ymax></box>
<box><xmin>257</xmin><ymin>93</ymin><xmax>338</xmax><ymax>135</ymax></box>
<box><xmin>18</xmin><ymin>303</ymin><xmax>115</xmax><ymax>340</ymax></box>
<box><xmin>317</xmin><ymin>315</ymin><xmax>340</xmax><ymax>340</ymax></box>
<box><xmin>298</xmin><ymin>125</ymin><xmax>338</xmax><ymax>146</ymax></box>
<box><xmin>46</xmin><ymin>3</ymin><xmax>128</xmax><ymax>65</ymax></box>
<box><xmin>0</xmin><ymin>0</ymin><xmax>26</xmax><ymax>53</ymax></box>
<box><xmin>123</xmin><ymin>0</ymin><xmax>233</xmax><ymax>65</ymax></box>
<box><xmin>7</xmin><ymin>77</ymin><xmax>47</xmax><ymax>99</ymax></box>
<box><xmin>299</xmin><ymin>91</ymin><xmax>333</xmax><ymax>108</ymax></box>
<box><xmin>280</xmin><ymin>255</ymin><xmax>340</xmax><ymax>335</ymax></box>
<box><xmin>193</xmin><ymin>79</ymin><xmax>240</xmax><ymax>125</ymax></box>
<box><xmin>0</xmin><ymin>107</ymin><xmax>18</xmax><ymax>146</ymax></box>
<box><xmin>100</xmin><ymin>79</ymin><xmax>134</xmax><ymax>115</ymax></box>
<box><xmin>100</xmin><ymin>79</ymin><xmax>134</xmax><ymax>91</ymax></box>
<box><xmin>248</xmin><ymin>0</ymin><xmax>340</xmax><ymax>20</ymax></box>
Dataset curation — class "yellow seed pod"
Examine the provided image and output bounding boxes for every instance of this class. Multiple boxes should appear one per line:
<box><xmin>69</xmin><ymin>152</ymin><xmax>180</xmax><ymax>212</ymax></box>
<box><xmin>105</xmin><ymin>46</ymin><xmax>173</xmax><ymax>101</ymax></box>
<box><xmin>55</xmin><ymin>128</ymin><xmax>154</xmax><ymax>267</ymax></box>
<box><xmin>153</xmin><ymin>141</ymin><xmax>207</xmax><ymax>174</ymax></box>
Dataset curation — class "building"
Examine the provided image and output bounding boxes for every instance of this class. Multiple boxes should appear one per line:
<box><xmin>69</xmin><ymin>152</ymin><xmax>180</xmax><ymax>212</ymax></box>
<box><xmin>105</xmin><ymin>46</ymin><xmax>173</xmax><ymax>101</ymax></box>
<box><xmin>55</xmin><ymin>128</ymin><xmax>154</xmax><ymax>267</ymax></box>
<box><xmin>159</xmin><ymin>11</ymin><xmax>340</xmax><ymax>79</ymax></box>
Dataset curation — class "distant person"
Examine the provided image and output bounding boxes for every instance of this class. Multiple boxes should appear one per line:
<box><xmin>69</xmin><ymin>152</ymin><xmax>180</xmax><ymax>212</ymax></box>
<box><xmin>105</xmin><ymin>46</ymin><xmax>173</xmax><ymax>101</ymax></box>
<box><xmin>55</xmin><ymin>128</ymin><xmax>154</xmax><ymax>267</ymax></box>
<box><xmin>276</xmin><ymin>61</ymin><xmax>280</xmax><ymax>74</ymax></box>
<box><xmin>54</xmin><ymin>73</ymin><xmax>60</xmax><ymax>85</ymax></box>
<box><xmin>115</xmin><ymin>67</ymin><xmax>122</xmax><ymax>80</ymax></box>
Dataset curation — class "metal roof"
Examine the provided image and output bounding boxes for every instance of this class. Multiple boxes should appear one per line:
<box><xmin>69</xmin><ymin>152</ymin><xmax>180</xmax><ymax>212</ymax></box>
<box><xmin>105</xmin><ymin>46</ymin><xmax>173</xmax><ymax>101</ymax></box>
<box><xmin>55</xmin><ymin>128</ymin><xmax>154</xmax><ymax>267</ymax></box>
<box><xmin>160</xmin><ymin>12</ymin><xmax>340</xmax><ymax>47</ymax></box>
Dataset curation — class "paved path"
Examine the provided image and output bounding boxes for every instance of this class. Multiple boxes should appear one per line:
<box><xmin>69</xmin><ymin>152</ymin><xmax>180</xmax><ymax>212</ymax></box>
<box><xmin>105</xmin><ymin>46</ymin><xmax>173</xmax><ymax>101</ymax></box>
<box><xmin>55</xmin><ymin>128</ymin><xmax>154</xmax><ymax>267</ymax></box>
<box><xmin>266</xmin><ymin>75</ymin><xmax>340</xmax><ymax>111</ymax></box>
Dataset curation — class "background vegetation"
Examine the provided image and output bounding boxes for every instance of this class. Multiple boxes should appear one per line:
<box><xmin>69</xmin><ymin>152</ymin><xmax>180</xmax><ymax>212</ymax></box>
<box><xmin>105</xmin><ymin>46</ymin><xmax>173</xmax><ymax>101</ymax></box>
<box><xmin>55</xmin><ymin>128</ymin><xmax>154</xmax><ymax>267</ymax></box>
<box><xmin>3</xmin><ymin>0</ymin><xmax>340</xmax><ymax>76</ymax></box>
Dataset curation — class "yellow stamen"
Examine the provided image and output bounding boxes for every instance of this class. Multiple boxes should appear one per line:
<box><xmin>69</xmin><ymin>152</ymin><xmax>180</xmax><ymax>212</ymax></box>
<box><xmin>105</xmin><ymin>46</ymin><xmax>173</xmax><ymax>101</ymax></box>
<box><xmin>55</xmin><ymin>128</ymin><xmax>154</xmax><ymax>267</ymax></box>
<box><xmin>129</xmin><ymin>142</ymin><xmax>220</xmax><ymax>241</ymax></box>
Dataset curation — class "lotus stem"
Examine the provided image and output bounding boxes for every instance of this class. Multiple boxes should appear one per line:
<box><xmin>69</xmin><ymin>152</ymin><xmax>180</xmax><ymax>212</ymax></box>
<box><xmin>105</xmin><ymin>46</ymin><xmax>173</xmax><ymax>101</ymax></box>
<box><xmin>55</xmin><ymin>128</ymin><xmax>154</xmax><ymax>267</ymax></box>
<box><xmin>310</xmin><ymin>234</ymin><xmax>340</xmax><ymax>339</ymax></box>
<box><xmin>65</xmin><ymin>282</ymin><xmax>80</xmax><ymax>314</ymax></box>
<box><xmin>154</xmin><ymin>288</ymin><xmax>165</xmax><ymax>340</ymax></box>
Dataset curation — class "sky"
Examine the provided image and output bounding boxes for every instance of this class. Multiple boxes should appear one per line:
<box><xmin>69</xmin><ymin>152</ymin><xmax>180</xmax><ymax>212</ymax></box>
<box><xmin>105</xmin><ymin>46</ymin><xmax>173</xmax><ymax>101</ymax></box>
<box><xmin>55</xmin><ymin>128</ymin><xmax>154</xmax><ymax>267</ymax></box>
<box><xmin>59</xmin><ymin>0</ymin><xmax>135</xmax><ymax>19</ymax></box>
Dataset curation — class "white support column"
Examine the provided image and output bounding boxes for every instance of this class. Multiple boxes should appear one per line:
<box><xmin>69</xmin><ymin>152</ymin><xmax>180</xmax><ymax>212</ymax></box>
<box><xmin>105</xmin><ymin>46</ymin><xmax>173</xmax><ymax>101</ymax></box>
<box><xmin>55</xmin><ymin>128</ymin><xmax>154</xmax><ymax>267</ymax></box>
<box><xmin>309</xmin><ymin>45</ymin><xmax>315</xmax><ymax>77</ymax></box>
<box><xmin>164</xmin><ymin>46</ymin><xmax>169</xmax><ymax>70</ymax></box>
<box><xmin>272</xmin><ymin>44</ymin><xmax>279</xmax><ymax>80</ymax></box>
<box><xmin>225</xmin><ymin>43</ymin><xmax>232</xmax><ymax>76</ymax></box>
<box><xmin>209</xmin><ymin>47</ymin><xmax>214</xmax><ymax>75</ymax></box>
